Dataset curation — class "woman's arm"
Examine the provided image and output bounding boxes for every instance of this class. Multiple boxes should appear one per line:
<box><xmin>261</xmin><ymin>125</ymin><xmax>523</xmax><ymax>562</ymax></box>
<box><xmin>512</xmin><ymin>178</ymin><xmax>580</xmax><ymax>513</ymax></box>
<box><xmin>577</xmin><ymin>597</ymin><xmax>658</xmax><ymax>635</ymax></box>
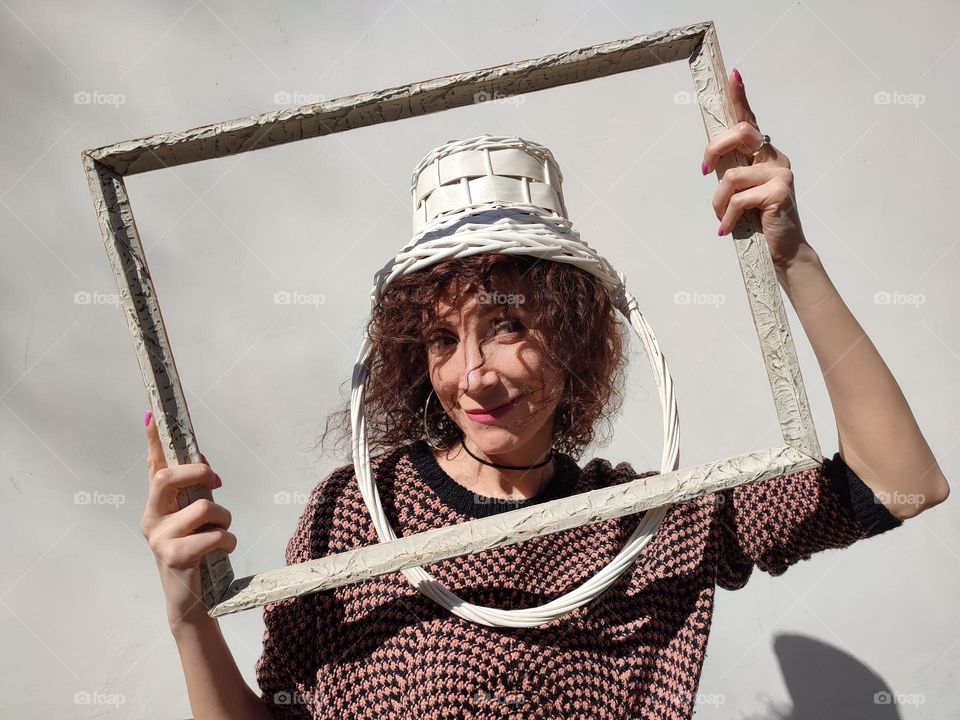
<box><xmin>140</xmin><ymin>414</ymin><xmax>276</xmax><ymax>719</ymax></box>
<box><xmin>776</xmin><ymin>244</ymin><xmax>950</xmax><ymax>520</ymax></box>
<box><xmin>171</xmin><ymin>613</ymin><xmax>276</xmax><ymax>720</ymax></box>
<box><xmin>704</xmin><ymin>68</ymin><xmax>949</xmax><ymax>521</ymax></box>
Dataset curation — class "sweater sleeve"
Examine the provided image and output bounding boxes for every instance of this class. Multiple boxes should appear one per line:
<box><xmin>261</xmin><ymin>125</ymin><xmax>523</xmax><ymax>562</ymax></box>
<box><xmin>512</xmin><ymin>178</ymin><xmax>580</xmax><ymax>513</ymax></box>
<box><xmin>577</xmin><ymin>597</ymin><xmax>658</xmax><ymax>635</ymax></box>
<box><xmin>255</xmin><ymin>468</ymin><xmax>349</xmax><ymax>718</ymax></box>
<box><xmin>715</xmin><ymin>452</ymin><xmax>904</xmax><ymax>590</ymax></box>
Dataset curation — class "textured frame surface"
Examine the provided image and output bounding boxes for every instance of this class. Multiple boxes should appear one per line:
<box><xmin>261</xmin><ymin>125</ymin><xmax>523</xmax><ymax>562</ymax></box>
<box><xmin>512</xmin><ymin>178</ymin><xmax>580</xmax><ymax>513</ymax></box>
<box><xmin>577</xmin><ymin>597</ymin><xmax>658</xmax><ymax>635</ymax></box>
<box><xmin>81</xmin><ymin>19</ymin><xmax>822</xmax><ymax>617</ymax></box>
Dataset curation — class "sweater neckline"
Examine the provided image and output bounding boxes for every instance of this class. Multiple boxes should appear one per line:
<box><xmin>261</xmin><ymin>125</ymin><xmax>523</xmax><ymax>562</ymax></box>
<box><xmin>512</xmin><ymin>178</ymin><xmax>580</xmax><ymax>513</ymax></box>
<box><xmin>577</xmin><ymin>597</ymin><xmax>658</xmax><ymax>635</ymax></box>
<box><xmin>408</xmin><ymin>439</ymin><xmax>581</xmax><ymax>519</ymax></box>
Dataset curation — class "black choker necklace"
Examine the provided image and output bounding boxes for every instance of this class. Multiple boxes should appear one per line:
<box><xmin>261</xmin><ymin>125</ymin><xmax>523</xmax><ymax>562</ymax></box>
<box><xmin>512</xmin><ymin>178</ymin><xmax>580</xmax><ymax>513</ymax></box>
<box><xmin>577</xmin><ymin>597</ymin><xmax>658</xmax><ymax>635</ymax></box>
<box><xmin>459</xmin><ymin>438</ymin><xmax>554</xmax><ymax>470</ymax></box>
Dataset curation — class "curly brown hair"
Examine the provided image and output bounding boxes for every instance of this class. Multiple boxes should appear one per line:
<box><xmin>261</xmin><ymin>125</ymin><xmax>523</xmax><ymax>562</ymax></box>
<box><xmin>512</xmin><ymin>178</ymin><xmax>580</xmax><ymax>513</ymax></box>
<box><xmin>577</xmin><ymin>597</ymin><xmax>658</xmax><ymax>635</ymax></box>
<box><xmin>315</xmin><ymin>253</ymin><xmax>630</xmax><ymax>463</ymax></box>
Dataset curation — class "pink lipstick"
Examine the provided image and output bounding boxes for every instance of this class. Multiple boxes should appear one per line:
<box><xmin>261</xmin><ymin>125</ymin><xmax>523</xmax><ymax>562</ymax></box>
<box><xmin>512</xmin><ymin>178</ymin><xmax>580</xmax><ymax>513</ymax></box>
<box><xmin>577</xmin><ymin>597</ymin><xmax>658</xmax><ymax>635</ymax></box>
<box><xmin>463</xmin><ymin>395</ymin><xmax>523</xmax><ymax>424</ymax></box>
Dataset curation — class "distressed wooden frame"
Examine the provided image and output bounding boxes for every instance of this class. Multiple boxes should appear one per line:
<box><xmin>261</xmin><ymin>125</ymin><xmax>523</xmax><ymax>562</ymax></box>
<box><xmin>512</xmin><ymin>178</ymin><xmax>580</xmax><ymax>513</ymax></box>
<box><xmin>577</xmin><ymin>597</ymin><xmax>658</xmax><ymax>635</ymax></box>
<box><xmin>82</xmin><ymin>19</ymin><xmax>822</xmax><ymax>618</ymax></box>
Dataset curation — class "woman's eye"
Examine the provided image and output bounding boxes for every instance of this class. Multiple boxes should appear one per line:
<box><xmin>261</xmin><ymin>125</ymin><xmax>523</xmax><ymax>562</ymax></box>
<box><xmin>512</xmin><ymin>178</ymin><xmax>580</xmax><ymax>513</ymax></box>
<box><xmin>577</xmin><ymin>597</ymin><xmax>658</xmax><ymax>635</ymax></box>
<box><xmin>496</xmin><ymin>318</ymin><xmax>525</xmax><ymax>334</ymax></box>
<box><xmin>427</xmin><ymin>334</ymin><xmax>455</xmax><ymax>348</ymax></box>
<box><xmin>425</xmin><ymin>318</ymin><xmax>525</xmax><ymax>349</ymax></box>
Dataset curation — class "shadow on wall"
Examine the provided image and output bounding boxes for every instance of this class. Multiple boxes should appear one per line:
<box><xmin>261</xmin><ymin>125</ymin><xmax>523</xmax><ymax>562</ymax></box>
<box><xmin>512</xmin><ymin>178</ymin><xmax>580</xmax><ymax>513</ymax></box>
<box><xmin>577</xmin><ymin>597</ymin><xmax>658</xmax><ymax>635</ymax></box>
<box><xmin>739</xmin><ymin>633</ymin><xmax>916</xmax><ymax>719</ymax></box>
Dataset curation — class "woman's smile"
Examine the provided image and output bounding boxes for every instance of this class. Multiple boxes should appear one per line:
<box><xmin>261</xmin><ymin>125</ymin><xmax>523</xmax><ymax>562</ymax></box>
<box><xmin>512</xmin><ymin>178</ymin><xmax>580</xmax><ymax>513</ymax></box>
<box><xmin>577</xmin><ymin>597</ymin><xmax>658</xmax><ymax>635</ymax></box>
<box><xmin>462</xmin><ymin>394</ymin><xmax>524</xmax><ymax>424</ymax></box>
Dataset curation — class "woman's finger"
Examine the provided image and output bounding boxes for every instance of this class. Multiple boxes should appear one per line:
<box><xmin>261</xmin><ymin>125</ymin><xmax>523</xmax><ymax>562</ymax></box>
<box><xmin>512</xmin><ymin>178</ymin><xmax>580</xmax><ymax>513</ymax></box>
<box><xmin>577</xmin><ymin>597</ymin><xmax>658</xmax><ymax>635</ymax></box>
<box><xmin>156</xmin><ymin>527</ymin><xmax>238</xmax><ymax>571</ymax></box>
<box><xmin>702</xmin><ymin>121</ymin><xmax>766</xmax><ymax>174</ymax></box>
<box><xmin>728</xmin><ymin>68</ymin><xmax>758</xmax><ymax>129</ymax></box>
<box><xmin>712</xmin><ymin>165</ymin><xmax>794</xmax><ymax>221</ymax></box>
<box><xmin>146</xmin><ymin>411</ymin><xmax>167</xmax><ymax>479</ymax></box>
<box><xmin>145</xmin><ymin>411</ymin><xmax>210</xmax><ymax>472</ymax></box>
<box><xmin>717</xmin><ymin>178</ymin><xmax>795</xmax><ymax>236</ymax></box>
<box><xmin>144</xmin><ymin>462</ymin><xmax>220</xmax><ymax>525</ymax></box>
<box><xmin>153</xmin><ymin>498</ymin><xmax>233</xmax><ymax>541</ymax></box>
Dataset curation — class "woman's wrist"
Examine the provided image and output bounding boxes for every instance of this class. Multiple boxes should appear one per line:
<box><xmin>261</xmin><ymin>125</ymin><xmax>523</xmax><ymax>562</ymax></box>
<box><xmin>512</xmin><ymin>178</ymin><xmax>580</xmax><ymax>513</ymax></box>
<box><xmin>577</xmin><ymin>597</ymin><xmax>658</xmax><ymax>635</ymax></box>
<box><xmin>168</xmin><ymin>605</ymin><xmax>218</xmax><ymax>639</ymax></box>
<box><xmin>775</xmin><ymin>240</ymin><xmax>821</xmax><ymax>281</ymax></box>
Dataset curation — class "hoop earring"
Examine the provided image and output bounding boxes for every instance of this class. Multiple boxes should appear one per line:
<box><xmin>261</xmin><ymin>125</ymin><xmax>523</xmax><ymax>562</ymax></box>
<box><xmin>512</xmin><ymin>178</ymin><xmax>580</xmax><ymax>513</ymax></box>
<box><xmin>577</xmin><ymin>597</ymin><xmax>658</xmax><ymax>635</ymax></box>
<box><xmin>422</xmin><ymin>387</ymin><xmax>453</xmax><ymax>449</ymax></box>
<box><xmin>550</xmin><ymin>378</ymin><xmax>571</xmax><ymax>450</ymax></box>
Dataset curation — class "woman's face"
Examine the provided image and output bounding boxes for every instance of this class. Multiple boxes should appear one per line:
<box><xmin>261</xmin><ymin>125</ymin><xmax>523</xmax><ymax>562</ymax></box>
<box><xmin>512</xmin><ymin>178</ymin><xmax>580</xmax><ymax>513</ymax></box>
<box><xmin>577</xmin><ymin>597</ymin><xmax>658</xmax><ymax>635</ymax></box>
<box><xmin>424</xmin><ymin>290</ymin><xmax>565</xmax><ymax>456</ymax></box>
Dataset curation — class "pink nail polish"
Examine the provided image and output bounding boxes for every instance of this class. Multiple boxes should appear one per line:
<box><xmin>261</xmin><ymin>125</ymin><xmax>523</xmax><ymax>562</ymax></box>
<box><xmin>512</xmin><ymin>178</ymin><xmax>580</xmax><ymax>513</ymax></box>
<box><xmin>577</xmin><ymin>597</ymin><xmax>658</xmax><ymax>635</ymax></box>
<box><xmin>214</xmin><ymin>474</ymin><xmax>222</xmax><ymax>488</ymax></box>
<box><xmin>144</xmin><ymin>410</ymin><xmax>152</xmax><ymax>427</ymax></box>
<box><xmin>733</xmin><ymin>68</ymin><xmax>742</xmax><ymax>85</ymax></box>
<box><xmin>701</xmin><ymin>160</ymin><xmax>708</xmax><ymax>175</ymax></box>
<box><xmin>717</xmin><ymin>224</ymin><xmax>724</xmax><ymax>236</ymax></box>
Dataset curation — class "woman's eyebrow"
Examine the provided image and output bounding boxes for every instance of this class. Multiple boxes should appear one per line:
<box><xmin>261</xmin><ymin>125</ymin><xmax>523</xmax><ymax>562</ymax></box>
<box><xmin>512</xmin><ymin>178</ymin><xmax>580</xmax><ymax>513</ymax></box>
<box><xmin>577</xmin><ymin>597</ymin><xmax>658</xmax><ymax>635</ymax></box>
<box><xmin>433</xmin><ymin>304</ymin><xmax>514</xmax><ymax>327</ymax></box>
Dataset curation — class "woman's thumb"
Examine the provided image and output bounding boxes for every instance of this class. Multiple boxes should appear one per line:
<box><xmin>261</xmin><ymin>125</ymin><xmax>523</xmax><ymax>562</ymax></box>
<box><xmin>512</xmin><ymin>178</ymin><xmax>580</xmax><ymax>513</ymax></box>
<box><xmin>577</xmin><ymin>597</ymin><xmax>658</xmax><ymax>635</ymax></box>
<box><xmin>145</xmin><ymin>410</ymin><xmax>167</xmax><ymax>476</ymax></box>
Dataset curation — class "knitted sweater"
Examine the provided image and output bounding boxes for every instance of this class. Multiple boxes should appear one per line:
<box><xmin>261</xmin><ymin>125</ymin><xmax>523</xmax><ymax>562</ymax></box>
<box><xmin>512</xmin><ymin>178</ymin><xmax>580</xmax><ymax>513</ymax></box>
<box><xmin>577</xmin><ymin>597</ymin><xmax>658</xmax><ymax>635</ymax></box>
<box><xmin>255</xmin><ymin>440</ymin><xmax>903</xmax><ymax>719</ymax></box>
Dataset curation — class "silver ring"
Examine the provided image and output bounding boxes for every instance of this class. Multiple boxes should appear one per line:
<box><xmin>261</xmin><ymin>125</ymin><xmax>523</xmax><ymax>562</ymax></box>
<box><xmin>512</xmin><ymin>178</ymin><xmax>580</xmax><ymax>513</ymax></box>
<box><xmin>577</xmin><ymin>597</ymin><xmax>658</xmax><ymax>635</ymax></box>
<box><xmin>751</xmin><ymin>133</ymin><xmax>771</xmax><ymax>158</ymax></box>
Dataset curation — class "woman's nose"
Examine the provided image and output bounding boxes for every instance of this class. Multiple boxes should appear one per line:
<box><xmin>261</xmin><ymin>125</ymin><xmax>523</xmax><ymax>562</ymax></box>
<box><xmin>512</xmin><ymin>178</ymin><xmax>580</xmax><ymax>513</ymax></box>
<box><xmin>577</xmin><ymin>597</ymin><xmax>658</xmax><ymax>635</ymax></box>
<box><xmin>460</xmin><ymin>334</ymin><xmax>497</xmax><ymax>392</ymax></box>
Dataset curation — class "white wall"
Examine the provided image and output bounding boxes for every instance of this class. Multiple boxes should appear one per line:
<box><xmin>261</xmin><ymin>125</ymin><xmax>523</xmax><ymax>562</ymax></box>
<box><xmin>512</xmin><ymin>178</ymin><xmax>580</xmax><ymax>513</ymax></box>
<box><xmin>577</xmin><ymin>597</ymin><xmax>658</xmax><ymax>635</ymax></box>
<box><xmin>1</xmin><ymin>1</ymin><xmax>957</xmax><ymax>718</ymax></box>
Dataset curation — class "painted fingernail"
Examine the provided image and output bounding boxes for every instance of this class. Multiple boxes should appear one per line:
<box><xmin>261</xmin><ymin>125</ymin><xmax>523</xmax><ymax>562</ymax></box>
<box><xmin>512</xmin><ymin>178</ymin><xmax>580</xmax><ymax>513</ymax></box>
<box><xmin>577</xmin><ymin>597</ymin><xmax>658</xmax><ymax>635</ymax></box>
<box><xmin>733</xmin><ymin>68</ymin><xmax>742</xmax><ymax>85</ymax></box>
<box><xmin>214</xmin><ymin>473</ymin><xmax>222</xmax><ymax>488</ymax></box>
<box><xmin>717</xmin><ymin>224</ymin><xmax>725</xmax><ymax>236</ymax></box>
<box><xmin>144</xmin><ymin>410</ymin><xmax>152</xmax><ymax>427</ymax></box>
<box><xmin>701</xmin><ymin>160</ymin><xmax>708</xmax><ymax>175</ymax></box>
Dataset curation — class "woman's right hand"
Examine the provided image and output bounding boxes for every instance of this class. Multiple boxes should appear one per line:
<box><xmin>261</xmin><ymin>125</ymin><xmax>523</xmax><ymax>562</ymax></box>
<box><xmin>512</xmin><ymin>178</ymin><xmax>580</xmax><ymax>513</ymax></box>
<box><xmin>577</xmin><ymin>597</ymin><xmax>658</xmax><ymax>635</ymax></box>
<box><xmin>140</xmin><ymin>412</ymin><xmax>237</xmax><ymax>630</ymax></box>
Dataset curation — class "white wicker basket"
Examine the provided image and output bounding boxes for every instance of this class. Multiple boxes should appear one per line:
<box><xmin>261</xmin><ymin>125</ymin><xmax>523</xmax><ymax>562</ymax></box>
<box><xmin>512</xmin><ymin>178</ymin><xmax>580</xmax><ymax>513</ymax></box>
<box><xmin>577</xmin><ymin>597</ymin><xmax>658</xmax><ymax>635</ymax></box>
<box><xmin>351</xmin><ymin>134</ymin><xmax>681</xmax><ymax>627</ymax></box>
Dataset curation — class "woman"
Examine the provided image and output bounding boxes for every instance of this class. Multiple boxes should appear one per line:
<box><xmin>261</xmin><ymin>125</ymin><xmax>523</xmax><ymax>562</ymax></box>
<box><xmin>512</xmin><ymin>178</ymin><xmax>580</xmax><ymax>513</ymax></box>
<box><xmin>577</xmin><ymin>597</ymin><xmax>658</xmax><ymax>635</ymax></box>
<box><xmin>140</xmin><ymin>68</ymin><xmax>950</xmax><ymax>720</ymax></box>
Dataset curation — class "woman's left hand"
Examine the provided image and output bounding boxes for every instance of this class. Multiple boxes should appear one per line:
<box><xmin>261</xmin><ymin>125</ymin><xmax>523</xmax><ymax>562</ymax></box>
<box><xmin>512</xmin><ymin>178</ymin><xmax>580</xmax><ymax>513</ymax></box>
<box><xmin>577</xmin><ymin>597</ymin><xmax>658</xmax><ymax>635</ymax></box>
<box><xmin>702</xmin><ymin>68</ymin><xmax>809</xmax><ymax>271</ymax></box>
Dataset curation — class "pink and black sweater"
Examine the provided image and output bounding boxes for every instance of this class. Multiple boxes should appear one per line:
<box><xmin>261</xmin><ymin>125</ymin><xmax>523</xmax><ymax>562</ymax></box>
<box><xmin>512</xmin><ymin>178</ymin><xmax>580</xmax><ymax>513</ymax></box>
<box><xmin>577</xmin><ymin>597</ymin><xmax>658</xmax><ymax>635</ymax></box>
<box><xmin>255</xmin><ymin>439</ymin><xmax>902</xmax><ymax>719</ymax></box>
